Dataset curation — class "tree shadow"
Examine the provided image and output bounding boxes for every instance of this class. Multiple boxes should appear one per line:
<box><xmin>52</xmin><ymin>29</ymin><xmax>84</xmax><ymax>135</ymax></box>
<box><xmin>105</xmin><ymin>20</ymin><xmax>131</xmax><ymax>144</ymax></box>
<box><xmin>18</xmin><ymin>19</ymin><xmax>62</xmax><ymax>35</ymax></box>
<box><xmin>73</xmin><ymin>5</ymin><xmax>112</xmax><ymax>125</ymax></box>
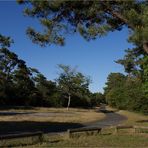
<box><xmin>0</xmin><ymin>106</ymin><xmax>35</xmax><ymax>111</ymax></box>
<box><xmin>96</xmin><ymin>109</ymin><xmax>115</xmax><ymax>114</ymax></box>
<box><xmin>99</xmin><ymin>110</ymin><xmax>115</xmax><ymax>113</ymax></box>
<box><xmin>95</xmin><ymin>105</ymin><xmax>118</xmax><ymax>114</ymax></box>
<box><xmin>0</xmin><ymin>112</ymin><xmax>35</xmax><ymax>116</ymax></box>
<box><xmin>0</xmin><ymin>121</ymin><xmax>84</xmax><ymax>135</ymax></box>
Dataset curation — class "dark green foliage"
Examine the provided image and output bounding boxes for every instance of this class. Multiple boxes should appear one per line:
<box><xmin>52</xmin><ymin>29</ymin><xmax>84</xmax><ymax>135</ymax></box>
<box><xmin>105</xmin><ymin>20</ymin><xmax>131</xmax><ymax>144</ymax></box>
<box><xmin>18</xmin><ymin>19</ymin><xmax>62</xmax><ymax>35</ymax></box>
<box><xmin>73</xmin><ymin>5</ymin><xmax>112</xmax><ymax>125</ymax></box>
<box><xmin>104</xmin><ymin>73</ymin><xmax>126</xmax><ymax>109</ymax></box>
<box><xmin>124</xmin><ymin>78</ymin><xmax>147</xmax><ymax>112</ymax></box>
<box><xmin>104</xmin><ymin>72</ymin><xmax>148</xmax><ymax>113</ymax></box>
<box><xmin>0</xmin><ymin>34</ymin><xmax>13</xmax><ymax>47</ymax></box>
<box><xmin>0</xmin><ymin>35</ymin><xmax>36</xmax><ymax>105</ymax></box>
<box><xmin>141</xmin><ymin>56</ymin><xmax>148</xmax><ymax>99</ymax></box>
<box><xmin>0</xmin><ymin>34</ymin><xmax>55</xmax><ymax>106</ymax></box>
<box><xmin>0</xmin><ymin>39</ymin><xmax>18</xmax><ymax>104</ymax></box>
<box><xmin>0</xmin><ymin>35</ymin><xmax>95</xmax><ymax>107</ymax></box>
<box><xmin>105</xmin><ymin>43</ymin><xmax>148</xmax><ymax>113</ymax></box>
<box><xmin>13</xmin><ymin>61</ymin><xmax>36</xmax><ymax>105</ymax></box>
<box><xmin>16</xmin><ymin>1</ymin><xmax>148</xmax><ymax>111</ymax></box>
<box><xmin>18</xmin><ymin>0</ymin><xmax>148</xmax><ymax>53</ymax></box>
<box><xmin>2</xmin><ymin>0</ymin><xmax>148</xmax><ymax>110</ymax></box>
<box><xmin>34</xmin><ymin>73</ymin><xmax>61</xmax><ymax>107</ymax></box>
<box><xmin>105</xmin><ymin>38</ymin><xmax>148</xmax><ymax>113</ymax></box>
<box><xmin>91</xmin><ymin>93</ymin><xmax>106</xmax><ymax>107</ymax></box>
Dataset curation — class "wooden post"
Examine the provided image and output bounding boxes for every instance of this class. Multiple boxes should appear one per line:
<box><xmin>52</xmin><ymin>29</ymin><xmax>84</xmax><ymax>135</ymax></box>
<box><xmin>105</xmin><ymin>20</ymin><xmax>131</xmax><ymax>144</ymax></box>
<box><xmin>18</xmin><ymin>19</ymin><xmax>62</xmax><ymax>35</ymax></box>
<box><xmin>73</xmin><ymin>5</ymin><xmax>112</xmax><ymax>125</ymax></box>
<box><xmin>67</xmin><ymin>129</ymin><xmax>70</xmax><ymax>138</ymax></box>
<box><xmin>97</xmin><ymin>128</ymin><xmax>101</xmax><ymax>134</ymax></box>
<box><xmin>133</xmin><ymin>126</ymin><xmax>136</xmax><ymax>133</ymax></box>
<box><xmin>67</xmin><ymin>127</ymin><xmax>102</xmax><ymax>138</ymax></box>
<box><xmin>114</xmin><ymin>127</ymin><xmax>118</xmax><ymax>134</ymax></box>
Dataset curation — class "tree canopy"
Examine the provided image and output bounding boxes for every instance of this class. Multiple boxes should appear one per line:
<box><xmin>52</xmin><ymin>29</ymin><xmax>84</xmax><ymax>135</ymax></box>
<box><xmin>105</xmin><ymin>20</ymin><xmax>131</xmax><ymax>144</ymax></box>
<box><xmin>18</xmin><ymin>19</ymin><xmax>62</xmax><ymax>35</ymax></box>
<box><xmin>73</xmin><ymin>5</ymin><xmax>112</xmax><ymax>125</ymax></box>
<box><xmin>18</xmin><ymin>0</ymin><xmax>148</xmax><ymax>54</ymax></box>
<box><xmin>0</xmin><ymin>1</ymin><xmax>147</xmax><ymax>112</ymax></box>
<box><xmin>0</xmin><ymin>35</ymin><xmax>101</xmax><ymax>108</ymax></box>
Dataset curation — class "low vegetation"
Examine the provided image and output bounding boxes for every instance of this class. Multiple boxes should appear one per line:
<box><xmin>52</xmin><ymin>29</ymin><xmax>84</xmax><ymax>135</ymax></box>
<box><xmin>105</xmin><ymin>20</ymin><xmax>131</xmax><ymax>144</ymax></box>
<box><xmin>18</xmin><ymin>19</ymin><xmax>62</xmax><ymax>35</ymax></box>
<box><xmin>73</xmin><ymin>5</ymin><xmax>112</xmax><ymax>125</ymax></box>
<box><xmin>44</xmin><ymin>134</ymin><xmax>148</xmax><ymax>147</ymax></box>
<box><xmin>107</xmin><ymin>106</ymin><xmax>148</xmax><ymax>126</ymax></box>
<box><xmin>118</xmin><ymin>110</ymin><xmax>148</xmax><ymax>126</ymax></box>
<box><xmin>20</xmin><ymin>133</ymin><xmax>148</xmax><ymax>148</ymax></box>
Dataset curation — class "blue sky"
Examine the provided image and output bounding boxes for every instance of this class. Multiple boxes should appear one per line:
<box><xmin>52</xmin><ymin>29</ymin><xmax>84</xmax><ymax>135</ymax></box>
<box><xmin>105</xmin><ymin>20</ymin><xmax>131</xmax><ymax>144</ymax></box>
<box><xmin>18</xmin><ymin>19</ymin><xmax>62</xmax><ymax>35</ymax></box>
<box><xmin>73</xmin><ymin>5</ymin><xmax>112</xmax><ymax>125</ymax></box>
<box><xmin>0</xmin><ymin>1</ymin><xmax>133</xmax><ymax>93</ymax></box>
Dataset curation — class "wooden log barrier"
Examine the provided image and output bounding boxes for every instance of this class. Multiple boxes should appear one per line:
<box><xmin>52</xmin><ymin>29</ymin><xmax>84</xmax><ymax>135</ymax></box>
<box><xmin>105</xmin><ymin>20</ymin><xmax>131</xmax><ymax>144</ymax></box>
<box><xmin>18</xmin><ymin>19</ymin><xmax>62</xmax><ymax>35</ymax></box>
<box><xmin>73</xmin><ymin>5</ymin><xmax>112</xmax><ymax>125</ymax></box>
<box><xmin>0</xmin><ymin>131</ymin><xmax>43</xmax><ymax>140</ymax></box>
<box><xmin>67</xmin><ymin>127</ymin><xmax>102</xmax><ymax>138</ymax></box>
<box><xmin>0</xmin><ymin>131</ymin><xmax>43</xmax><ymax>147</ymax></box>
<box><xmin>115</xmin><ymin>125</ymin><xmax>134</xmax><ymax>133</ymax></box>
<box><xmin>134</xmin><ymin>126</ymin><xmax>148</xmax><ymax>133</ymax></box>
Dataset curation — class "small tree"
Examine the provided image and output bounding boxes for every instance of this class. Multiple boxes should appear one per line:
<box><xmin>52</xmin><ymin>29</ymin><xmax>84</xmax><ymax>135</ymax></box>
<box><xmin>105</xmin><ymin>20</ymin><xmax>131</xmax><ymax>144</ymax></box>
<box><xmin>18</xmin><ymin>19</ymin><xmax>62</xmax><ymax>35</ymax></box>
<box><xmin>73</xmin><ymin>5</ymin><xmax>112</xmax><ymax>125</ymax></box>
<box><xmin>56</xmin><ymin>64</ymin><xmax>90</xmax><ymax>110</ymax></box>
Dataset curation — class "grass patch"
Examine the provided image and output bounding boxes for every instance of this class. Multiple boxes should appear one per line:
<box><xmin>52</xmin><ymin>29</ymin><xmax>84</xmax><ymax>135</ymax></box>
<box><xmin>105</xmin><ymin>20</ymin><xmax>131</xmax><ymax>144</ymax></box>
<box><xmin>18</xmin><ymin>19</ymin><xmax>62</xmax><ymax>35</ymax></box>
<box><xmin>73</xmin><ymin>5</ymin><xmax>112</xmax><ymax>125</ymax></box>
<box><xmin>0</xmin><ymin>134</ymin><xmax>43</xmax><ymax>147</ymax></box>
<box><xmin>106</xmin><ymin>106</ymin><xmax>148</xmax><ymax>126</ymax></box>
<box><xmin>117</xmin><ymin>110</ymin><xmax>148</xmax><ymax>126</ymax></box>
<box><xmin>22</xmin><ymin>134</ymin><xmax>148</xmax><ymax>148</ymax></box>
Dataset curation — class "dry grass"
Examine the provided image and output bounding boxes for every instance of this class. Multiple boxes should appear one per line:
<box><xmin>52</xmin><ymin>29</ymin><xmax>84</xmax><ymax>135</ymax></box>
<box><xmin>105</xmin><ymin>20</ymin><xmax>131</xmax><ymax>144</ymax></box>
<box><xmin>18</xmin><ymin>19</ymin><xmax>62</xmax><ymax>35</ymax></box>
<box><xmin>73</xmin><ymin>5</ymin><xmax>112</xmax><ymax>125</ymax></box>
<box><xmin>22</xmin><ymin>133</ymin><xmax>148</xmax><ymax>148</ymax></box>
<box><xmin>0</xmin><ymin>107</ymin><xmax>105</xmax><ymax>123</ymax></box>
<box><xmin>106</xmin><ymin>106</ymin><xmax>148</xmax><ymax>126</ymax></box>
<box><xmin>118</xmin><ymin>110</ymin><xmax>148</xmax><ymax>126</ymax></box>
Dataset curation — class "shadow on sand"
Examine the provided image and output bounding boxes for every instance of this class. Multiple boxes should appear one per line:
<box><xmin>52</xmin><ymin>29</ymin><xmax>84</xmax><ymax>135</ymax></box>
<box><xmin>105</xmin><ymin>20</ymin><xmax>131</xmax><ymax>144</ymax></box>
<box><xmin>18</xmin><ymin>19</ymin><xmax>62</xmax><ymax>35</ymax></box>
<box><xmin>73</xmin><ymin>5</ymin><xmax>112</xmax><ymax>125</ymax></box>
<box><xmin>0</xmin><ymin>112</ymin><xmax>35</xmax><ymax>116</ymax></box>
<box><xmin>97</xmin><ymin>110</ymin><xmax>115</xmax><ymax>113</ymax></box>
<box><xmin>0</xmin><ymin>106</ymin><xmax>35</xmax><ymax>111</ymax></box>
<box><xmin>0</xmin><ymin>121</ymin><xmax>84</xmax><ymax>135</ymax></box>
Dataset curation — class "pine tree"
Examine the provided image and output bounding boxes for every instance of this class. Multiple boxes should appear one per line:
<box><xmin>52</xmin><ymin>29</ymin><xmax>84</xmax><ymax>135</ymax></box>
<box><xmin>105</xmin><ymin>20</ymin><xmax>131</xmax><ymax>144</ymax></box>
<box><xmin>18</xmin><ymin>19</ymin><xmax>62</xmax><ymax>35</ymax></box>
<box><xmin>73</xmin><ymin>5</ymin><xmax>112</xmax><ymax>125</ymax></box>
<box><xmin>18</xmin><ymin>0</ymin><xmax>148</xmax><ymax>53</ymax></box>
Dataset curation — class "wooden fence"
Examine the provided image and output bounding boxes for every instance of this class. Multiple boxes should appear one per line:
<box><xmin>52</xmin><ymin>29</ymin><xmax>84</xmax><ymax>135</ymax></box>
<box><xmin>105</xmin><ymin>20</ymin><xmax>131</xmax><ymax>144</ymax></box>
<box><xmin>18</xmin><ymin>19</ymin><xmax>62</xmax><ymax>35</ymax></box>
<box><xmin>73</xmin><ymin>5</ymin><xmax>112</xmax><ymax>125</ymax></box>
<box><xmin>0</xmin><ymin>131</ymin><xmax>43</xmax><ymax>147</ymax></box>
<box><xmin>115</xmin><ymin>125</ymin><xmax>134</xmax><ymax>133</ymax></box>
<box><xmin>1</xmin><ymin>125</ymin><xmax>148</xmax><ymax>146</ymax></box>
<box><xmin>67</xmin><ymin>127</ymin><xmax>102</xmax><ymax>138</ymax></box>
<box><xmin>67</xmin><ymin>125</ymin><xmax>148</xmax><ymax>138</ymax></box>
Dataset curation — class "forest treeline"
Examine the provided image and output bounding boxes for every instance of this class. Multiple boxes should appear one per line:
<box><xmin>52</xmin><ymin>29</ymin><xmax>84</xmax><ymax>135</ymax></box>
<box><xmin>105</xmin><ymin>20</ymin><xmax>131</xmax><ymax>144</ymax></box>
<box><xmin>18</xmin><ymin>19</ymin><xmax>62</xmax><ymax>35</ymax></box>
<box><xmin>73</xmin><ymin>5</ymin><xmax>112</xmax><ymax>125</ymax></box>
<box><xmin>104</xmin><ymin>47</ymin><xmax>148</xmax><ymax>113</ymax></box>
<box><xmin>0</xmin><ymin>1</ymin><xmax>148</xmax><ymax>113</ymax></box>
<box><xmin>0</xmin><ymin>34</ymin><xmax>147</xmax><ymax>113</ymax></box>
<box><xmin>0</xmin><ymin>34</ymin><xmax>105</xmax><ymax>108</ymax></box>
<box><xmin>17</xmin><ymin>0</ymin><xmax>148</xmax><ymax>113</ymax></box>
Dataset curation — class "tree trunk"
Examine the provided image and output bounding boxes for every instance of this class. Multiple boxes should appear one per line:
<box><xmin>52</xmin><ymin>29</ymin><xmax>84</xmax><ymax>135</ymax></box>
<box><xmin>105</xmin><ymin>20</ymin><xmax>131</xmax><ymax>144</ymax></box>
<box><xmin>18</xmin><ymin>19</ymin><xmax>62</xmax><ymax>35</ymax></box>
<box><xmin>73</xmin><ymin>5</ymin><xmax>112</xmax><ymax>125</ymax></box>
<box><xmin>102</xmin><ymin>2</ymin><xmax>148</xmax><ymax>54</ymax></box>
<box><xmin>143</xmin><ymin>42</ymin><xmax>148</xmax><ymax>54</ymax></box>
<box><xmin>67</xmin><ymin>94</ymin><xmax>71</xmax><ymax>110</ymax></box>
